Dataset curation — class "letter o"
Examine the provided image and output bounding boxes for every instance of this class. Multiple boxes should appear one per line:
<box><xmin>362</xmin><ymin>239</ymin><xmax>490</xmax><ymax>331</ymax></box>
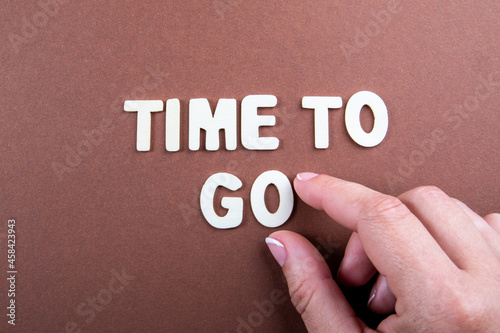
<box><xmin>247</xmin><ymin>311</ymin><xmax>264</xmax><ymax>327</ymax></box>
<box><xmin>250</xmin><ymin>170</ymin><xmax>294</xmax><ymax>228</ymax></box>
<box><xmin>76</xmin><ymin>139</ymin><xmax>93</xmax><ymax>157</ymax></box>
<box><xmin>345</xmin><ymin>91</ymin><xmax>389</xmax><ymax>147</ymax></box>
<box><xmin>97</xmin><ymin>289</ymin><xmax>112</xmax><ymax>305</ymax></box>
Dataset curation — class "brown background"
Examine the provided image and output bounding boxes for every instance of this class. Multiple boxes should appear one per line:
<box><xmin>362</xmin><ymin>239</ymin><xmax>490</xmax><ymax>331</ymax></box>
<box><xmin>1</xmin><ymin>1</ymin><xmax>499</xmax><ymax>332</ymax></box>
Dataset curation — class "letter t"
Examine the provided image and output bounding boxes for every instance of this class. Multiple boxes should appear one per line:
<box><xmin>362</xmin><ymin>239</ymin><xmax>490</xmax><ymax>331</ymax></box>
<box><xmin>124</xmin><ymin>100</ymin><xmax>164</xmax><ymax>151</ymax></box>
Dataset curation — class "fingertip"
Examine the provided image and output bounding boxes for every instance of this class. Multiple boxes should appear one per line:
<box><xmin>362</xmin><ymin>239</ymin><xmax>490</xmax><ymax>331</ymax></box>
<box><xmin>337</xmin><ymin>233</ymin><xmax>377</xmax><ymax>287</ymax></box>
<box><xmin>293</xmin><ymin>173</ymin><xmax>333</xmax><ymax>211</ymax></box>
<box><xmin>267</xmin><ymin>230</ymin><xmax>299</xmax><ymax>249</ymax></box>
<box><xmin>296</xmin><ymin>172</ymin><xmax>319</xmax><ymax>182</ymax></box>
<box><xmin>266</xmin><ymin>230</ymin><xmax>326</xmax><ymax>268</ymax></box>
<box><xmin>265</xmin><ymin>237</ymin><xmax>286</xmax><ymax>267</ymax></box>
<box><xmin>293</xmin><ymin>173</ymin><xmax>319</xmax><ymax>204</ymax></box>
<box><xmin>368</xmin><ymin>275</ymin><xmax>396</xmax><ymax>315</ymax></box>
<box><xmin>265</xmin><ymin>231</ymin><xmax>364</xmax><ymax>332</ymax></box>
<box><xmin>266</xmin><ymin>231</ymin><xmax>316</xmax><ymax>271</ymax></box>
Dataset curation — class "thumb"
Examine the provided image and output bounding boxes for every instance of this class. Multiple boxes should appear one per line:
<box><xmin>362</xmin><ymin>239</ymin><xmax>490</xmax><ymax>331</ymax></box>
<box><xmin>266</xmin><ymin>231</ymin><xmax>372</xmax><ymax>333</ymax></box>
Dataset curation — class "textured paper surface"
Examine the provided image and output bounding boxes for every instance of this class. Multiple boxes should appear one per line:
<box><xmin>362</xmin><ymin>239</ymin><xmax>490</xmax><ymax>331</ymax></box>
<box><xmin>1</xmin><ymin>1</ymin><xmax>499</xmax><ymax>331</ymax></box>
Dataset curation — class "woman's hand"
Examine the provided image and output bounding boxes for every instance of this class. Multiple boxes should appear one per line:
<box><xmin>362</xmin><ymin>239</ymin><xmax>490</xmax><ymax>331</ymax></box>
<box><xmin>265</xmin><ymin>173</ymin><xmax>500</xmax><ymax>332</ymax></box>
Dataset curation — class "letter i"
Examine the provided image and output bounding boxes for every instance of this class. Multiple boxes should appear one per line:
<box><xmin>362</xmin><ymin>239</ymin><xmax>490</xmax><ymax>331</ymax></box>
<box><xmin>166</xmin><ymin>99</ymin><xmax>180</xmax><ymax>151</ymax></box>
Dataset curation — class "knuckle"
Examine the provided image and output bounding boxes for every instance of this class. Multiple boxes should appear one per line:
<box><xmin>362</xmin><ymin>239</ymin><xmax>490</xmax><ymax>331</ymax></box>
<box><xmin>404</xmin><ymin>185</ymin><xmax>446</xmax><ymax>203</ymax></box>
<box><xmin>360</xmin><ymin>195</ymin><xmax>411</xmax><ymax>223</ymax></box>
<box><xmin>450</xmin><ymin>295</ymin><xmax>487</xmax><ymax>330</ymax></box>
<box><xmin>435</xmin><ymin>278</ymin><xmax>490</xmax><ymax>331</ymax></box>
<box><xmin>484</xmin><ymin>212</ymin><xmax>500</xmax><ymax>223</ymax></box>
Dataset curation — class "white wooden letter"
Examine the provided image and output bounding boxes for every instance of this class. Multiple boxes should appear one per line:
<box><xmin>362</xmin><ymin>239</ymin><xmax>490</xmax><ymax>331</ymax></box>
<box><xmin>189</xmin><ymin>98</ymin><xmax>237</xmax><ymax>151</ymax></box>
<box><xmin>345</xmin><ymin>91</ymin><xmax>388</xmax><ymax>147</ymax></box>
<box><xmin>302</xmin><ymin>96</ymin><xmax>343</xmax><ymax>149</ymax></box>
<box><xmin>241</xmin><ymin>95</ymin><xmax>279</xmax><ymax>150</ymax></box>
<box><xmin>200</xmin><ymin>173</ymin><xmax>243</xmax><ymax>229</ymax></box>
<box><xmin>124</xmin><ymin>100</ymin><xmax>164</xmax><ymax>151</ymax></box>
<box><xmin>250</xmin><ymin>170</ymin><xmax>294</xmax><ymax>228</ymax></box>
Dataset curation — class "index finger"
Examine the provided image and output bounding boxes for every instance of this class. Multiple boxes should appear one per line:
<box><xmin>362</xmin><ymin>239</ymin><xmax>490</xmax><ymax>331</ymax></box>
<box><xmin>293</xmin><ymin>173</ymin><xmax>457</xmax><ymax>297</ymax></box>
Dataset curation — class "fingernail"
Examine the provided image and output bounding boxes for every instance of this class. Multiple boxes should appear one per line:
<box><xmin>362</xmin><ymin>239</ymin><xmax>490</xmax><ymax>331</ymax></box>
<box><xmin>368</xmin><ymin>285</ymin><xmax>376</xmax><ymax>307</ymax></box>
<box><xmin>265</xmin><ymin>237</ymin><xmax>287</xmax><ymax>267</ymax></box>
<box><xmin>296</xmin><ymin>172</ymin><xmax>319</xmax><ymax>181</ymax></box>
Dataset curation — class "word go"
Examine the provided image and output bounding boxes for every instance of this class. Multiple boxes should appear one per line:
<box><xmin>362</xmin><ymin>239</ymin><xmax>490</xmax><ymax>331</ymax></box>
<box><xmin>200</xmin><ymin>170</ymin><xmax>294</xmax><ymax>229</ymax></box>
